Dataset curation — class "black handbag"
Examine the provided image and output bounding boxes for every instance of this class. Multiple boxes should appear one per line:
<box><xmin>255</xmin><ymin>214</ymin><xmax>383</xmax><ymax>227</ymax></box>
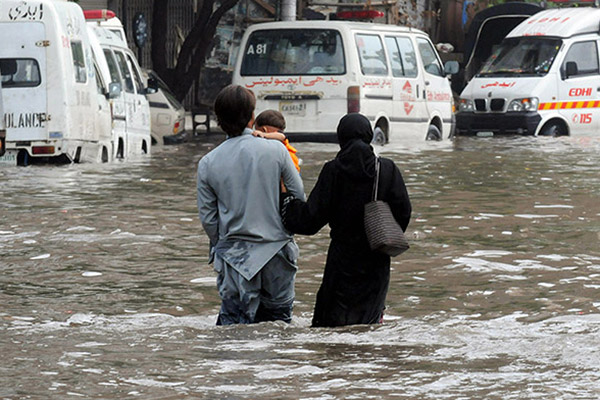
<box><xmin>364</xmin><ymin>157</ymin><xmax>410</xmax><ymax>257</ymax></box>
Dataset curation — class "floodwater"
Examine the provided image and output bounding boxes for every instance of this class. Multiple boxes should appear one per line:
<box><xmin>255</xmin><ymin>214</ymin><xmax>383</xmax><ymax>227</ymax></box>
<box><xmin>1</xmin><ymin>135</ymin><xmax>600</xmax><ymax>399</ymax></box>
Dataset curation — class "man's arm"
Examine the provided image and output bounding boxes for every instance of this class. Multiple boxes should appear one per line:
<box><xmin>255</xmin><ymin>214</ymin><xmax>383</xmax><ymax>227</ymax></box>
<box><xmin>197</xmin><ymin>160</ymin><xmax>219</xmax><ymax>247</ymax></box>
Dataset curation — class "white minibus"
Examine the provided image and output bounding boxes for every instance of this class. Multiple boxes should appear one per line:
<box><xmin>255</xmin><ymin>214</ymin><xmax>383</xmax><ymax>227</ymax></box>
<box><xmin>456</xmin><ymin>7</ymin><xmax>600</xmax><ymax>137</ymax></box>
<box><xmin>233</xmin><ymin>20</ymin><xmax>458</xmax><ymax>144</ymax></box>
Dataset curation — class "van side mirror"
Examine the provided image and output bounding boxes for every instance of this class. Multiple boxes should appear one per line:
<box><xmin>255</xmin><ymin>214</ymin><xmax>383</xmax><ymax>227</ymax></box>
<box><xmin>564</xmin><ymin>61</ymin><xmax>578</xmax><ymax>79</ymax></box>
<box><xmin>107</xmin><ymin>82</ymin><xmax>122</xmax><ymax>99</ymax></box>
<box><xmin>146</xmin><ymin>77</ymin><xmax>158</xmax><ymax>94</ymax></box>
<box><xmin>444</xmin><ymin>60</ymin><xmax>459</xmax><ymax>76</ymax></box>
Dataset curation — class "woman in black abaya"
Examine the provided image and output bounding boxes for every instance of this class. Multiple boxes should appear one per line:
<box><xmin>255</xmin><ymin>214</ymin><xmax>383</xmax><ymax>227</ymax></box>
<box><xmin>281</xmin><ymin>113</ymin><xmax>411</xmax><ymax>327</ymax></box>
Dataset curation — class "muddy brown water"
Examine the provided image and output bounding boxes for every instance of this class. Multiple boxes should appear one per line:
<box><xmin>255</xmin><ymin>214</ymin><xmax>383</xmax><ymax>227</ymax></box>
<box><xmin>1</xmin><ymin>135</ymin><xmax>600</xmax><ymax>399</ymax></box>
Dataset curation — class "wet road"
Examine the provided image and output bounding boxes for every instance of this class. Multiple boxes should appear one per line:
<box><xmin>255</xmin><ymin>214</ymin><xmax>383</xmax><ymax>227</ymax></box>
<box><xmin>1</xmin><ymin>135</ymin><xmax>600</xmax><ymax>399</ymax></box>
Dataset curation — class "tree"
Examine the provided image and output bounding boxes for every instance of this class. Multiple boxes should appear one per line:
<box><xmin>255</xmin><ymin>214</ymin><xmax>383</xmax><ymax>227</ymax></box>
<box><xmin>151</xmin><ymin>0</ymin><xmax>240</xmax><ymax>102</ymax></box>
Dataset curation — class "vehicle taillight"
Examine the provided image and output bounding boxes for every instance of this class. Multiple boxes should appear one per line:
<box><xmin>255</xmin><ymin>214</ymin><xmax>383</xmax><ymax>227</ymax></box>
<box><xmin>173</xmin><ymin>121</ymin><xmax>180</xmax><ymax>134</ymax></box>
<box><xmin>32</xmin><ymin>146</ymin><xmax>55</xmax><ymax>155</ymax></box>
<box><xmin>347</xmin><ymin>86</ymin><xmax>360</xmax><ymax>113</ymax></box>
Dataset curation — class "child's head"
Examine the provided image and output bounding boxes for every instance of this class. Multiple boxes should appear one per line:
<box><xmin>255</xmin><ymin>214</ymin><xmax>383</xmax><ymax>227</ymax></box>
<box><xmin>255</xmin><ymin>110</ymin><xmax>286</xmax><ymax>132</ymax></box>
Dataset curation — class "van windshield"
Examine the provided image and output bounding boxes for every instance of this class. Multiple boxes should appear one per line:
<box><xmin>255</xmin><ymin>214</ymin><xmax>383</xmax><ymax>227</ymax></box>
<box><xmin>240</xmin><ymin>29</ymin><xmax>345</xmax><ymax>76</ymax></box>
<box><xmin>478</xmin><ymin>37</ymin><xmax>562</xmax><ymax>77</ymax></box>
<box><xmin>0</xmin><ymin>58</ymin><xmax>41</xmax><ymax>88</ymax></box>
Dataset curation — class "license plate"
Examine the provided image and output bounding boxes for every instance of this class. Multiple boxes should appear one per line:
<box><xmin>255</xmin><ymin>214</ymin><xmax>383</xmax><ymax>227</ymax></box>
<box><xmin>476</xmin><ymin>131</ymin><xmax>494</xmax><ymax>137</ymax></box>
<box><xmin>279</xmin><ymin>101</ymin><xmax>307</xmax><ymax>116</ymax></box>
<box><xmin>0</xmin><ymin>150</ymin><xmax>17</xmax><ymax>166</ymax></box>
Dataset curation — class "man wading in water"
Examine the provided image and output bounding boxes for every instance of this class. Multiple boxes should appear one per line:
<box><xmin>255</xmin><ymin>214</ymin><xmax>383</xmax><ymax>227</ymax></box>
<box><xmin>197</xmin><ymin>84</ymin><xmax>304</xmax><ymax>325</ymax></box>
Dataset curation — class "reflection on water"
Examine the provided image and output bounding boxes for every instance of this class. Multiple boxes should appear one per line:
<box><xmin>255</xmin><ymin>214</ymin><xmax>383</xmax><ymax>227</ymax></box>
<box><xmin>1</xmin><ymin>135</ymin><xmax>600</xmax><ymax>398</ymax></box>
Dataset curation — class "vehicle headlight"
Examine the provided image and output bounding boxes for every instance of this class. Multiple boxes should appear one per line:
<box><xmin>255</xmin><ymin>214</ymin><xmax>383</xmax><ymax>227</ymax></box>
<box><xmin>458</xmin><ymin>98</ymin><xmax>474</xmax><ymax>112</ymax></box>
<box><xmin>507</xmin><ymin>97</ymin><xmax>539</xmax><ymax>112</ymax></box>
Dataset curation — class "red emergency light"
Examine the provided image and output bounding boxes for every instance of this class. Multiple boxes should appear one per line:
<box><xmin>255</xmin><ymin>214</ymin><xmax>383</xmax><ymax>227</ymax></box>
<box><xmin>83</xmin><ymin>9</ymin><xmax>116</xmax><ymax>21</ymax></box>
<box><xmin>335</xmin><ymin>10</ymin><xmax>385</xmax><ymax>20</ymax></box>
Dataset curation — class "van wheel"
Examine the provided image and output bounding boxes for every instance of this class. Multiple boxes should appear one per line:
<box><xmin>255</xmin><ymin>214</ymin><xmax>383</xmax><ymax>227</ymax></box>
<box><xmin>372</xmin><ymin>127</ymin><xmax>386</xmax><ymax>145</ymax></box>
<box><xmin>426</xmin><ymin>125</ymin><xmax>442</xmax><ymax>141</ymax></box>
<box><xmin>539</xmin><ymin>121</ymin><xmax>567</xmax><ymax>137</ymax></box>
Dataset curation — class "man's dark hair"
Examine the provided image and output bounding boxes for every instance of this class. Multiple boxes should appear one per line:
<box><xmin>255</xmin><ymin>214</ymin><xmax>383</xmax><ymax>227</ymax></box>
<box><xmin>255</xmin><ymin>109</ymin><xmax>286</xmax><ymax>131</ymax></box>
<box><xmin>214</xmin><ymin>85</ymin><xmax>256</xmax><ymax>136</ymax></box>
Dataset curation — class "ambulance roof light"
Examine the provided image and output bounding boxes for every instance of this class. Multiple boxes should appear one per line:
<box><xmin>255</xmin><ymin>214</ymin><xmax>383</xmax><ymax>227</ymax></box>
<box><xmin>334</xmin><ymin>10</ymin><xmax>385</xmax><ymax>20</ymax></box>
<box><xmin>83</xmin><ymin>10</ymin><xmax>117</xmax><ymax>21</ymax></box>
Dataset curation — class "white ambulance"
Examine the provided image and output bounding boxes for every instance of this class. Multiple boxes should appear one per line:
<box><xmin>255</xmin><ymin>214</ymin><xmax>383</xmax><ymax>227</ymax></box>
<box><xmin>86</xmin><ymin>10</ymin><xmax>153</xmax><ymax>158</ymax></box>
<box><xmin>232</xmin><ymin>20</ymin><xmax>458</xmax><ymax>144</ymax></box>
<box><xmin>456</xmin><ymin>7</ymin><xmax>600</xmax><ymax>137</ymax></box>
<box><xmin>0</xmin><ymin>1</ymin><xmax>151</xmax><ymax>165</ymax></box>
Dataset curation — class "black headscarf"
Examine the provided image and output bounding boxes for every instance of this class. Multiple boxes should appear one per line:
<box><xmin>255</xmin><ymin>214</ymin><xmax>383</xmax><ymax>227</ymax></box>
<box><xmin>335</xmin><ymin>113</ymin><xmax>376</xmax><ymax>180</ymax></box>
<box><xmin>337</xmin><ymin>113</ymin><xmax>374</xmax><ymax>148</ymax></box>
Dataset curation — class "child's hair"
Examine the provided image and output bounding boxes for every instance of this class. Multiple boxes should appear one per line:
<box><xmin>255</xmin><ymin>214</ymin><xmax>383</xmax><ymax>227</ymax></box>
<box><xmin>255</xmin><ymin>110</ymin><xmax>286</xmax><ymax>131</ymax></box>
<box><xmin>214</xmin><ymin>85</ymin><xmax>255</xmax><ymax>137</ymax></box>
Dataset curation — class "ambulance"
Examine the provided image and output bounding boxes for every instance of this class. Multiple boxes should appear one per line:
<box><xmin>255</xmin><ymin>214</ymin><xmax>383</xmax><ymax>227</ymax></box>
<box><xmin>0</xmin><ymin>1</ymin><xmax>151</xmax><ymax>165</ymax></box>
<box><xmin>86</xmin><ymin>10</ymin><xmax>153</xmax><ymax>158</ymax></box>
<box><xmin>456</xmin><ymin>7</ymin><xmax>600</xmax><ymax>137</ymax></box>
<box><xmin>232</xmin><ymin>19</ymin><xmax>458</xmax><ymax>144</ymax></box>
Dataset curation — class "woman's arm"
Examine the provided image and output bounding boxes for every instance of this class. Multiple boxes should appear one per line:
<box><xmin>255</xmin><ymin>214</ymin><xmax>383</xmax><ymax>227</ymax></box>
<box><xmin>281</xmin><ymin>162</ymin><xmax>335</xmax><ymax>235</ymax></box>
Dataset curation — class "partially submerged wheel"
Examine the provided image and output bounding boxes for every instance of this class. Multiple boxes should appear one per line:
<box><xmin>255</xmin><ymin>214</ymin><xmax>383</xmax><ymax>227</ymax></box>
<box><xmin>426</xmin><ymin>124</ymin><xmax>442</xmax><ymax>141</ymax></box>
<box><xmin>372</xmin><ymin>127</ymin><xmax>386</xmax><ymax>145</ymax></box>
<box><xmin>539</xmin><ymin>121</ymin><xmax>568</xmax><ymax>137</ymax></box>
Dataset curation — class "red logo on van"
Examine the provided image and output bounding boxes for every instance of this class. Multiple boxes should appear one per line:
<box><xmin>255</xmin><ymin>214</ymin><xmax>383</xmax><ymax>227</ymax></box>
<box><xmin>569</xmin><ymin>88</ymin><xmax>592</xmax><ymax>97</ymax></box>
<box><xmin>403</xmin><ymin>81</ymin><xmax>412</xmax><ymax>94</ymax></box>
<box><xmin>404</xmin><ymin>102</ymin><xmax>414</xmax><ymax>115</ymax></box>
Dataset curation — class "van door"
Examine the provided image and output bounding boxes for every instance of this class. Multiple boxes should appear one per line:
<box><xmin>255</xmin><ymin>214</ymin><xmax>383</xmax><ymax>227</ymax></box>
<box><xmin>102</xmin><ymin>47</ymin><xmax>127</xmax><ymax>158</ymax></box>
<box><xmin>558</xmin><ymin>40</ymin><xmax>600</xmax><ymax>135</ymax></box>
<box><xmin>113</xmin><ymin>49</ymin><xmax>149</xmax><ymax>155</ymax></box>
<box><xmin>384</xmin><ymin>35</ymin><xmax>426</xmax><ymax>137</ymax></box>
<box><xmin>0</xmin><ymin>22</ymin><xmax>47</xmax><ymax>141</ymax></box>
<box><xmin>355</xmin><ymin>33</ymin><xmax>393</xmax><ymax>125</ymax></box>
<box><xmin>416</xmin><ymin>37</ymin><xmax>452</xmax><ymax>139</ymax></box>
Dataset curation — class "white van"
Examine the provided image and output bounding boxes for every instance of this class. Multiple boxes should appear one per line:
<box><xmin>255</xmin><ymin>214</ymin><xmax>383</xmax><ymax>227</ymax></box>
<box><xmin>456</xmin><ymin>7</ymin><xmax>600</xmax><ymax>137</ymax></box>
<box><xmin>232</xmin><ymin>20</ymin><xmax>458</xmax><ymax>144</ymax></box>
<box><xmin>86</xmin><ymin>11</ymin><xmax>153</xmax><ymax>158</ymax></box>
<box><xmin>0</xmin><ymin>1</ymin><xmax>151</xmax><ymax>165</ymax></box>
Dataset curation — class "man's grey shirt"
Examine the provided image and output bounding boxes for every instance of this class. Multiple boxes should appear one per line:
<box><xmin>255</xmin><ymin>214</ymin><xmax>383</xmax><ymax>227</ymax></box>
<box><xmin>197</xmin><ymin>128</ymin><xmax>305</xmax><ymax>280</ymax></box>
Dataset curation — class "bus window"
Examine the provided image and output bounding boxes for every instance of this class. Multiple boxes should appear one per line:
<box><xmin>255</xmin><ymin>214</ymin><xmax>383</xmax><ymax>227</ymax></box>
<box><xmin>356</xmin><ymin>34</ymin><xmax>388</xmax><ymax>76</ymax></box>
<box><xmin>240</xmin><ymin>29</ymin><xmax>345</xmax><ymax>76</ymax></box>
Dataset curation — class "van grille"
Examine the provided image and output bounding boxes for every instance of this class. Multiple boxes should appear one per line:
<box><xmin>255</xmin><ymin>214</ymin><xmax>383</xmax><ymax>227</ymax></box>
<box><xmin>474</xmin><ymin>98</ymin><xmax>506</xmax><ymax>112</ymax></box>
<box><xmin>475</xmin><ymin>99</ymin><xmax>487</xmax><ymax>112</ymax></box>
<box><xmin>490</xmin><ymin>99</ymin><xmax>505</xmax><ymax>111</ymax></box>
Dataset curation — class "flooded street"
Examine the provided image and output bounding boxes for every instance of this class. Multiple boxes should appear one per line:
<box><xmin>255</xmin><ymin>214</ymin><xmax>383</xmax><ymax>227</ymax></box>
<box><xmin>2</xmin><ymin>135</ymin><xmax>600</xmax><ymax>399</ymax></box>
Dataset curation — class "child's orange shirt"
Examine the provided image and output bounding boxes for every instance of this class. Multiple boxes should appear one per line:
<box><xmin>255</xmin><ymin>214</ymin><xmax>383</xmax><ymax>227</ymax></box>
<box><xmin>283</xmin><ymin>139</ymin><xmax>300</xmax><ymax>173</ymax></box>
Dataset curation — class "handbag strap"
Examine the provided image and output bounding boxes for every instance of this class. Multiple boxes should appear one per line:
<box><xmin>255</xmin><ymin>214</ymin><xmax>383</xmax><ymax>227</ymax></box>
<box><xmin>372</xmin><ymin>157</ymin><xmax>380</xmax><ymax>201</ymax></box>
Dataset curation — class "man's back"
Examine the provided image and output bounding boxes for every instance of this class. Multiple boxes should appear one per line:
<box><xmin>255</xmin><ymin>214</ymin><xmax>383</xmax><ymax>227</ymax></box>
<box><xmin>197</xmin><ymin>132</ymin><xmax>304</xmax><ymax>245</ymax></box>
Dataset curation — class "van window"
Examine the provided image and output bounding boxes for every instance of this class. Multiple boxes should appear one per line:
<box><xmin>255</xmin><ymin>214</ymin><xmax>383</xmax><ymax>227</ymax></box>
<box><xmin>0</xmin><ymin>58</ymin><xmax>41</xmax><ymax>88</ymax></box>
<box><xmin>71</xmin><ymin>41</ymin><xmax>87</xmax><ymax>83</ymax></box>
<box><xmin>356</xmin><ymin>34</ymin><xmax>388</xmax><ymax>76</ymax></box>
<box><xmin>240</xmin><ymin>29</ymin><xmax>345</xmax><ymax>76</ymax></box>
<box><xmin>396</xmin><ymin>37</ymin><xmax>418</xmax><ymax>78</ymax></box>
<box><xmin>93</xmin><ymin>62</ymin><xmax>106</xmax><ymax>95</ymax></box>
<box><xmin>384</xmin><ymin>36</ymin><xmax>418</xmax><ymax>78</ymax></box>
<box><xmin>126</xmin><ymin>54</ymin><xmax>144</xmax><ymax>93</ymax></box>
<box><xmin>479</xmin><ymin>37</ymin><xmax>561</xmax><ymax>77</ymax></box>
<box><xmin>562</xmin><ymin>41</ymin><xmax>599</xmax><ymax>77</ymax></box>
<box><xmin>417</xmin><ymin>38</ymin><xmax>443</xmax><ymax>77</ymax></box>
<box><xmin>114</xmin><ymin>51</ymin><xmax>134</xmax><ymax>93</ymax></box>
<box><xmin>103</xmin><ymin>49</ymin><xmax>121</xmax><ymax>84</ymax></box>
